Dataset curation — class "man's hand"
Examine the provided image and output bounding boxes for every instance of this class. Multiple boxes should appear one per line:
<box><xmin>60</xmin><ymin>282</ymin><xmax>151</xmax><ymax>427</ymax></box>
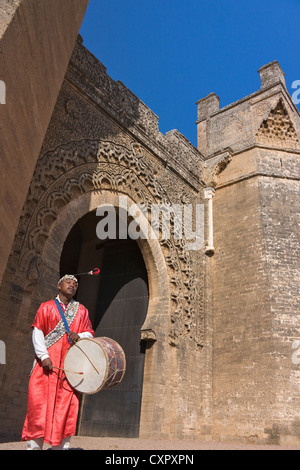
<box><xmin>68</xmin><ymin>332</ymin><xmax>80</xmax><ymax>344</ymax></box>
<box><xmin>41</xmin><ymin>357</ymin><xmax>53</xmax><ymax>371</ymax></box>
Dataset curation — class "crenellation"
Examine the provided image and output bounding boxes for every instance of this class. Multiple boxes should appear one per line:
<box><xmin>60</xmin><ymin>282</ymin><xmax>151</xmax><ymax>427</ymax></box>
<box><xmin>69</xmin><ymin>41</ymin><xmax>160</xmax><ymax>137</ymax></box>
<box><xmin>258</xmin><ymin>61</ymin><xmax>286</xmax><ymax>90</ymax></box>
<box><xmin>196</xmin><ymin>92</ymin><xmax>220</xmax><ymax>122</ymax></box>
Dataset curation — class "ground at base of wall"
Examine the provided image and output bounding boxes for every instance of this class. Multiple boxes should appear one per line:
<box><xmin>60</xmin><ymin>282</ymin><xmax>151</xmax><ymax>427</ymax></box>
<box><xmin>0</xmin><ymin>436</ymin><xmax>299</xmax><ymax>450</ymax></box>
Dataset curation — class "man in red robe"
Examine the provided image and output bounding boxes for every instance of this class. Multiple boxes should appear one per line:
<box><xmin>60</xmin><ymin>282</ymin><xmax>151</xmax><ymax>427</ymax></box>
<box><xmin>22</xmin><ymin>275</ymin><xmax>94</xmax><ymax>450</ymax></box>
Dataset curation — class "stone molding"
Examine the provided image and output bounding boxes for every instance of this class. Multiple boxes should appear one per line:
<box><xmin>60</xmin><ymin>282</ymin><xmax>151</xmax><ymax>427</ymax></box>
<box><xmin>6</xmin><ymin>139</ymin><xmax>203</xmax><ymax>348</ymax></box>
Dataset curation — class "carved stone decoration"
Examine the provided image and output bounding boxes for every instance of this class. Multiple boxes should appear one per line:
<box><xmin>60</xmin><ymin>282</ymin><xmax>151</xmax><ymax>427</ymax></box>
<box><xmin>65</xmin><ymin>99</ymin><xmax>81</xmax><ymax>119</ymax></box>
<box><xmin>141</xmin><ymin>329</ymin><xmax>157</xmax><ymax>342</ymax></box>
<box><xmin>256</xmin><ymin>99</ymin><xmax>300</xmax><ymax>148</ymax></box>
<box><xmin>6</xmin><ymin>139</ymin><xmax>202</xmax><ymax>348</ymax></box>
<box><xmin>202</xmin><ymin>149</ymin><xmax>233</xmax><ymax>188</ymax></box>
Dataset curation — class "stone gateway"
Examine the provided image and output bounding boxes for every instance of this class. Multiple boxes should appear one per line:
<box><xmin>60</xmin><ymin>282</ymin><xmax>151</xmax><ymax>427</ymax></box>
<box><xmin>0</xmin><ymin>1</ymin><xmax>299</xmax><ymax>446</ymax></box>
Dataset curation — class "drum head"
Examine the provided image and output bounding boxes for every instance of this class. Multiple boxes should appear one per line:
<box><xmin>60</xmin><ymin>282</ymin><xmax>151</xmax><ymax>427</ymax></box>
<box><xmin>64</xmin><ymin>338</ymin><xmax>108</xmax><ymax>394</ymax></box>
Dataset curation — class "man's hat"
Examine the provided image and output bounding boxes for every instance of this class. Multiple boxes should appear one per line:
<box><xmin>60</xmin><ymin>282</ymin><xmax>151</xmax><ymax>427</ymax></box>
<box><xmin>57</xmin><ymin>274</ymin><xmax>78</xmax><ymax>287</ymax></box>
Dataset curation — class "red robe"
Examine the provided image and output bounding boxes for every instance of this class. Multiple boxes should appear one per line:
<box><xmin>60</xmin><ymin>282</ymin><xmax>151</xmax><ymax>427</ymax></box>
<box><xmin>22</xmin><ymin>300</ymin><xmax>94</xmax><ymax>446</ymax></box>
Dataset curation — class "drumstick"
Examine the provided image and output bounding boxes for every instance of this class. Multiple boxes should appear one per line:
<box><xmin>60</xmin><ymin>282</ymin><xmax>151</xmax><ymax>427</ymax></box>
<box><xmin>52</xmin><ymin>366</ymin><xmax>83</xmax><ymax>375</ymax></box>
<box><xmin>73</xmin><ymin>268</ymin><xmax>100</xmax><ymax>276</ymax></box>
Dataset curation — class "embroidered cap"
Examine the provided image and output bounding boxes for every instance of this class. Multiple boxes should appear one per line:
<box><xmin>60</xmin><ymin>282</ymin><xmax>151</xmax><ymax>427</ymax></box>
<box><xmin>58</xmin><ymin>274</ymin><xmax>78</xmax><ymax>287</ymax></box>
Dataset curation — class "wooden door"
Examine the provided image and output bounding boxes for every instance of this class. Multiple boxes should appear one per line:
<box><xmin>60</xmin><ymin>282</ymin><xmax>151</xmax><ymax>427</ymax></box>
<box><xmin>78</xmin><ymin>239</ymin><xmax>149</xmax><ymax>437</ymax></box>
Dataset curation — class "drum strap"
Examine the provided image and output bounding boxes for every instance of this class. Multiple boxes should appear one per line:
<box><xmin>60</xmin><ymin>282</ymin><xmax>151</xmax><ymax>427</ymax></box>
<box><xmin>54</xmin><ymin>299</ymin><xmax>72</xmax><ymax>344</ymax></box>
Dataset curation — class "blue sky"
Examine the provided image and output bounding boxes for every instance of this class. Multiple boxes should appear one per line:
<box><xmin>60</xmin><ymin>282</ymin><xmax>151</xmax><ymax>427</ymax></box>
<box><xmin>80</xmin><ymin>0</ymin><xmax>300</xmax><ymax>147</ymax></box>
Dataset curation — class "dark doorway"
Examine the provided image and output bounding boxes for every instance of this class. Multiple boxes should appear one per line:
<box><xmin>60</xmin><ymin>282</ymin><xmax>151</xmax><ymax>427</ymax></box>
<box><xmin>60</xmin><ymin>210</ymin><xmax>149</xmax><ymax>438</ymax></box>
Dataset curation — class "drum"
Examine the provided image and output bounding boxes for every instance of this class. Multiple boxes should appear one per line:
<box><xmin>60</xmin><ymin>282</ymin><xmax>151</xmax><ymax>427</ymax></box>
<box><xmin>63</xmin><ymin>337</ymin><xmax>126</xmax><ymax>394</ymax></box>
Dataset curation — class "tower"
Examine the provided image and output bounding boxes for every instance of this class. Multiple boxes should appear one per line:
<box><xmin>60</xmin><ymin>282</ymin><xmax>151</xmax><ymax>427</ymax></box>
<box><xmin>198</xmin><ymin>61</ymin><xmax>300</xmax><ymax>445</ymax></box>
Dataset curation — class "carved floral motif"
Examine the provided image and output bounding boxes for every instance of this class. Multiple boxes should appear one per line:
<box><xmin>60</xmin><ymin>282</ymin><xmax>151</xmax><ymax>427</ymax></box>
<box><xmin>7</xmin><ymin>139</ymin><xmax>203</xmax><ymax>348</ymax></box>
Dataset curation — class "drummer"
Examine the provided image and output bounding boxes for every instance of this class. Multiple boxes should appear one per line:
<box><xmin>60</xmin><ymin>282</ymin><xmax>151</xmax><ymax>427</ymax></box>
<box><xmin>21</xmin><ymin>274</ymin><xmax>95</xmax><ymax>450</ymax></box>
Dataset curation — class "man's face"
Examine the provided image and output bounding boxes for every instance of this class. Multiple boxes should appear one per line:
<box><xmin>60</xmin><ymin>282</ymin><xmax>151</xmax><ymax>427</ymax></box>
<box><xmin>58</xmin><ymin>278</ymin><xmax>78</xmax><ymax>298</ymax></box>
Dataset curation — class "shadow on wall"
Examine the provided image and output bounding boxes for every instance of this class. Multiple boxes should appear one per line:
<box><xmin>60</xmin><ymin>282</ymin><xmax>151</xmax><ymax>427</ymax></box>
<box><xmin>264</xmin><ymin>420</ymin><xmax>300</xmax><ymax>446</ymax></box>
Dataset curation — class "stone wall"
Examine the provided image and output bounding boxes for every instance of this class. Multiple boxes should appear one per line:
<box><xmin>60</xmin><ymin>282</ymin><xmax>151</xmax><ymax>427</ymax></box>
<box><xmin>0</xmin><ymin>0</ymin><xmax>89</xmax><ymax>285</ymax></box>
<box><xmin>198</xmin><ymin>61</ymin><xmax>300</xmax><ymax>445</ymax></box>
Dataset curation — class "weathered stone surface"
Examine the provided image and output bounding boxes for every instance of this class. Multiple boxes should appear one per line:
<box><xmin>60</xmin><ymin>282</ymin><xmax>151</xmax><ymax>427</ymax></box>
<box><xmin>198</xmin><ymin>61</ymin><xmax>300</xmax><ymax>445</ymax></box>
<box><xmin>0</xmin><ymin>0</ymin><xmax>89</xmax><ymax>285</ymax></box>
